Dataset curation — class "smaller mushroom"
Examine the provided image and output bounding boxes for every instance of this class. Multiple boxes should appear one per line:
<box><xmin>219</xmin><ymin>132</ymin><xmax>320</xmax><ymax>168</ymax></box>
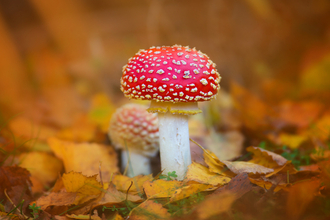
<box><xmin>108</xmin><ymin>103</ymin><xmax>159</xmax><ymax>177</ymax></box>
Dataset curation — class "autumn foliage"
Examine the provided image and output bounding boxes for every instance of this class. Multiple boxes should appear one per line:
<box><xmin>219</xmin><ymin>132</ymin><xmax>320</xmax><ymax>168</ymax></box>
<box><xmin>1</xmin><ymin>1</ymin><xmax>330</xmax><ymax>220</ymax></box>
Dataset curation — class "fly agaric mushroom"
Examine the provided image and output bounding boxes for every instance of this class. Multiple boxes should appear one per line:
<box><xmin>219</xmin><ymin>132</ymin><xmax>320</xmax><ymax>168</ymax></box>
<box><xmin>121</xmin><ymin>45</ymin><xmax>221</xmax><ymax>180</ymax></box>
<box><xmin>108</xmin><ymin>103</ymin><xmax>159</xmax><ymax>177</ymax></box>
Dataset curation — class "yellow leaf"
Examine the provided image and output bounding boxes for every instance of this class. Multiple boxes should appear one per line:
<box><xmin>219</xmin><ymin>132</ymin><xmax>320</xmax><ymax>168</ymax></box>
<box><xmin>170</xmin><ymin>183</ymin><xmax>216</xmax><ymax>202</ymax></box>
<box><xmin>265</xmin><ymin>161</ymin><xmax>298</xmax><ymax>177</ymax></box>
<box><xmin>247</xmin><ymin>146</ymin><xmax>287</xmax><ymax>167</ymax></box>
<box><xmin>277</xmin><ymin>133</ymin><xmax>307</xmax><ymax>149</ymax></box>
<box><xmin>249</xmin><ymin>177</ymin><xmax>289</xmax><ymax>193</ymax></box>
<box><xmin>143</xmin><ymin>179</ymin><xmax>182</xmax><ymax>199</ymax></box>
<box><xmin>66</xmin><ymin>213</ymin><xmax>101</xmax><ymax>220</ymax></box>
<box><xmin>48</xmin><ymin>137</ymin><xmax>118</xmax><ymax>181</ymax></box>
<box><xmin>201</xmin><ymin>147</ymin><xmax>234</xmax><ymax>177</ymax></box>
<box><xmin>185</xmin><ymin>162</ymin><xmax>231</xmax><ymax>186</ymax></box>
<box><xmin>19</xmin><ymin>152</ymin><xmax>63</xmax><ymax>190</ymax></box>
<box><xmin>62</xmin><ymin>171</ymin><xmax>103</xmax><ymax>204</ymax></box>
<box><xmin>112</xmin><ymin>174</ymin><xmax>153</xmax><ymax>195</ymax></box>
<box><xmin>129</xmin><ymin>200</ymin><xmax>170</xmax><ymax>220</ymax></box>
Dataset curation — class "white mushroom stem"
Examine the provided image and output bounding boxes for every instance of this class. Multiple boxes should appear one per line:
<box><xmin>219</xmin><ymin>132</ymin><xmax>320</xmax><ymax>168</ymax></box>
<box><xmin>158</xmin><ymin>112</ymin><xmax>192</xmax><ymax>180</ymax></box>
<box><xmin>121</xmin><ymin>150</ymin><xmax>151</xmax><ymax>177</ymax></box>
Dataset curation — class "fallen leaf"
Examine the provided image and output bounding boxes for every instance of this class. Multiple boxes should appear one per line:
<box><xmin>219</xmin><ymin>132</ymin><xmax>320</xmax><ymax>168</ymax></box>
<box><xmin>249</xmin><ymin>177</ymin><xmax>289</xmax><ymax>193</ymax></box>
<box><xmin>143</xmin><ymin>179</ymin><xmax>182</xmax><ymax>199</ymax></box>
<box><xmin>247</xmin><ymin>146</ymin><xmax>287</xmax><ymax>167</ymax></box>
<box><xmin>194</xmin><ymin>190</ymin><xmax>236</xmax><ymax>220</ymax></box>
<box><xmin>222</xmin><ymin>160</ymin><xmax>274</xmax><ymax>175</ymax></box>
<box><xmin>185</xmin><ymin>162</ymin><xmax>231</xmax><ymax>186</ymax></box>
<box><xmin>62</xmin><ymin>171</ymin><xmax>103</xmax><ymax>205</ymax></box>
<box><xmin>277</xmin><ymin>133</ymin><xmax>308</xmax><ymax>149</ymax></box>
<box><xmin>48</xmin><ymin>137</ymin><xmax>118</xmax><ymax>181</ymax></box>
<box><xmin>205</xmin><ymin>129</ymin><xmax>244</xmax><ymax>161</ymax></box>
<box><xmin>265</xmin><ymin>161</ymin><xmax>298</xmax><ymax>177</ymax></box>
<box><xmin>112</xmin><ymin>174</ymin><xmax>153</xmax><ymax>195</ymax></box>
<box><xmin>129</xmin><ymin>200</ymin><xmax>170</xmax><ymax>220</ymax></box>
<box><xmin>0</xmin><ymin>166</ymin><xmax>33</xmax><ymax>212</ymax></box>
<box><xmin>66</xmin><ymin>213</ymin><xmax>101</xmax><ymax>220</ymax></box>
<box><xmin>170</xmin><ymin>183</ymin><xmax>216</xmax><ymax>202</ymax></box>
<box><xmin>19</xmin><ymin>152</ymin><xmax>63</xmax><ymax>188</ymax></box>
<box><xmin>94</xmin><ymin>182</ymin><xmax>143</xmax><ymax>208</ymax></box>
<box><xmin>193</xmin><ymin>173</ymin><xmax>253</xmax><ymax>219</ymax></box>
<box><xmin>36</xmin><ymin>192</ymin><xmax>77</xmax><ymax>210</ymax></box>
<box><xmin>287</xmin><ymin>179</ymin><xmax>321</xmax><ymax>220</ymax></box>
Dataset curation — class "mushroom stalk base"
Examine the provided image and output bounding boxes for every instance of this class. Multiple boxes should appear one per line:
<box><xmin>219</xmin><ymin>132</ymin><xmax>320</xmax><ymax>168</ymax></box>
<box><xmin>121</xmin><ymin>151</ymin><xmax>151</xmax><ymax>177</ymax></box>
<box><xmin>158</xmin><ymin>112</ymin><xmax>191</xmax><ymax>180</ymax></box>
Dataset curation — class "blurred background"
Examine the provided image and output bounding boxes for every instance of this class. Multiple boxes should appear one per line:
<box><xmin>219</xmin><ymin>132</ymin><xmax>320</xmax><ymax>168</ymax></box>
<box><xmin>1</xmin><ymin>0</ymin><xmax>330</xmax><ymax>179</ymax></box>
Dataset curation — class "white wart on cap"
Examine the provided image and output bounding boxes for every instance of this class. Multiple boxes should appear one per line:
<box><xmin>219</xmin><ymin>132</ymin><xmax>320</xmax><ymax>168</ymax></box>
<box><xmin>121</xmin><ymin>45</ymin><xmax>221</xmax><ymax>105</ymax></box>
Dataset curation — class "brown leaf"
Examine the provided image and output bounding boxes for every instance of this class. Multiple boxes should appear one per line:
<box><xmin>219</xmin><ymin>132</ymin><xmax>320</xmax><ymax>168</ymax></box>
<box><xmin>192</xmin><ymin>174</ymin><xmax>253</xmax><ymax>219</ymax></box>
<box><xmin>36</xmin><ymin>192</ymin><xmax>77</xmax><ymax>210</ymax></box>
<box><xmin>0</xmin><ymin>166</ymin><xmax>32</xmax><ymax>212</ymax></box>
<box><xmin>95</xmin><ymin>183</ymin><xmax>143</xmax><ymax>208</ymax></box>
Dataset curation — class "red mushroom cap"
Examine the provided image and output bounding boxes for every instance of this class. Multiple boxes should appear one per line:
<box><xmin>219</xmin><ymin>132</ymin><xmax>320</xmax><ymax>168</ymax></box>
<box><xmin>108</xmin><ymin>104</ymin><xmax>159</xmax><ymax>157</ymax></box>
<box><xmin>121</xmin><ymin>45</ymin><xmax>221</xmax><ymax>103</ymax></box>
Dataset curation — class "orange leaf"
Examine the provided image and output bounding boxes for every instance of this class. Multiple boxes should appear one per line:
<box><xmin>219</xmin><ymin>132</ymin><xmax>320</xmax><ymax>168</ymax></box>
<box><xmin>19</xmin><ymin>152</ymin><xmax>63</xmax><ymax>191</ymax></box>
<box><xmin>247</xmin><ymin>146</ymin><xmax>287</xmax><ymax>167</ymax></box>
<box><xmin>194</xmin><ymin>190</ymin><xmax>236</xmax><ymax>220</ymax></box>
<box><xmin>278</xmin><ymin>100</ymin><xmax>323</xmax><ymax>129</ymax></box>
<box><xmin>143</xmin><ymin>179</ymin><xmax>182</xmax><ymax>199</ymax></box>
<box><xmin>231</xmin><ymin>82</ymin><xmax>274</xmax><ymax>130</ymax></box>
<box><xmin>287</xmin><ymin>179</ymin><xmax>321</xmax><ymax>220</ymax></box>
<box><xmin>129</xmin><ymin>200</ymin><xmax>170</xmax><ymax>220</ymax></box>
<box><xmin>48</xmin><ymin>137</ymin><xmax>118</xmax><ymax>181</ymax></box>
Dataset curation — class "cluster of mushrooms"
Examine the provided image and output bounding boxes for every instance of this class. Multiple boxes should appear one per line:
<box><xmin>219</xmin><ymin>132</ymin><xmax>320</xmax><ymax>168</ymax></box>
<box><xmin>108</xmin><ymin>45</ymin><xmax>221</xmax><ymax>180</ymax></box>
